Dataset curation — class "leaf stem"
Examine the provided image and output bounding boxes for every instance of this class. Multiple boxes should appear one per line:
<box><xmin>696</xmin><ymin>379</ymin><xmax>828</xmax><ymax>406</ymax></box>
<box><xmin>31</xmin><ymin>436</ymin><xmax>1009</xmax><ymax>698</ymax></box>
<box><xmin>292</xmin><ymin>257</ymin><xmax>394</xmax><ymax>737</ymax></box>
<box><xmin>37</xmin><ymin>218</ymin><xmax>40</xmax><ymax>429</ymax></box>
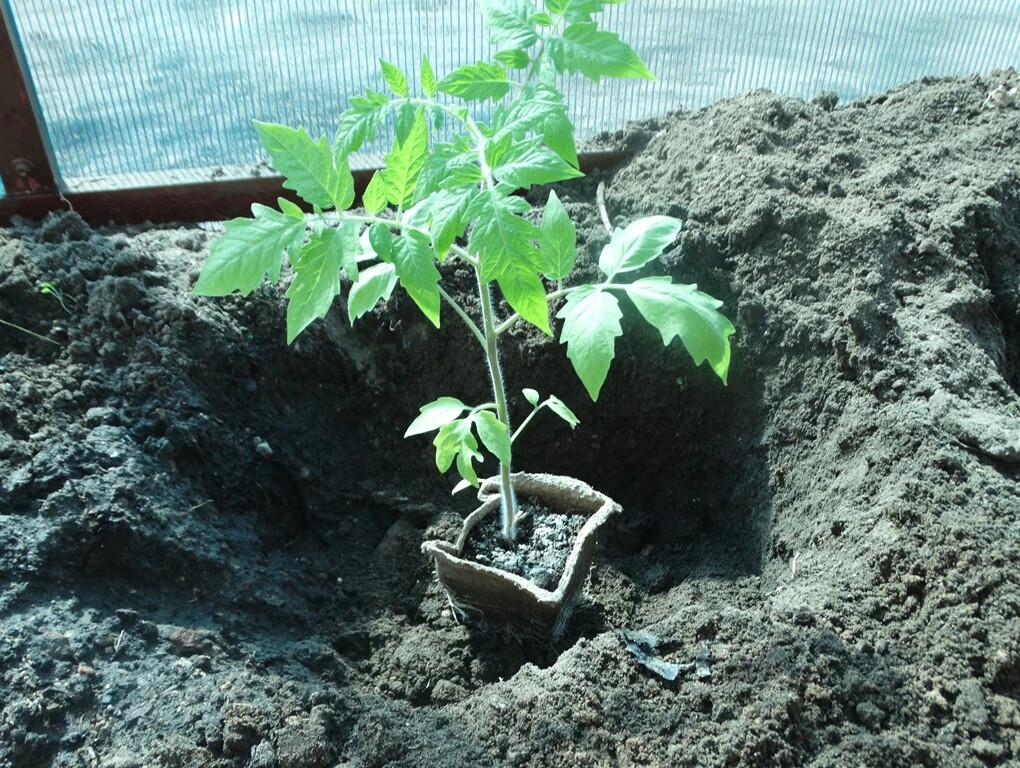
<box><xmin>438</xmin><ymin>285</ymin><xmax>486</xmax><ymax>348</ymax></box>
<box><xmin>510</xmin><ymin>405</ymin><xmax>541</xmax><ymax>443</ymax></box>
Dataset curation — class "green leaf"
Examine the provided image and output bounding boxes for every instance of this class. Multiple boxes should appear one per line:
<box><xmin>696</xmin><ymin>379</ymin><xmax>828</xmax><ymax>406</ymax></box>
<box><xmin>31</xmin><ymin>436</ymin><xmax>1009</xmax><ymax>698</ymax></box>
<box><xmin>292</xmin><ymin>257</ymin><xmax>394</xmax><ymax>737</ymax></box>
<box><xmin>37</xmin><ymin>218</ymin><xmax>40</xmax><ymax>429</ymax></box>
<box><xmin>381</xmin><ymin>108</ymin><xmax>429</xmax><ymax>208</ymax></box>
<box><xmin>193</xmin><ymin>205</ymin><xmax>305</xmax><ymax>296</ymax></box>
<box><xmin>393</xmin><ymin>101</ymin><xmax>418</xmax><ymax>145</ymax></box>
<box><xmin>482</xmin><ymin>0</ymin><xmax>538</xmax><ymax>50</ymax></box>
<box><xmin>547</xmin><ymin>22</ymin><xmax>654</xmax><ymax>82</ymax></box>
<box><xmin>388</xmin><ymin>231</ymin><xmax>441</xmax><ymax>326</ymax></box>
<box><xmin>347</xmin><ymin>262</ymin><xmax>398</xmax><ymax>323</ymax></box>
<box><xmin>474</xmin><ymin>410</ymin><xmax>511</xmax><ymax>464</ymax></box>
<box><xmin>490</xmin><ymin>137</ymin><xmax>584</xmax><ymax>190</ymax></box>
<box><xmin>531</xmin><ymin>11</ymin><xmax>554</xmax><ymax>26</ymax></box>
<box><xmin>423</xmin><ymin>189</ymin><xmax>477</xmax><ymax>259</ymax></box>
<box><xmin>379</xmin><ymin>59</ymin><xmax>408</xmax><ymax>98</ymax></box>
<box><xmin>624</xmin><ymin>277</ymin><xmax>735</xmax><ymax>384</ymax></box>
<box><xmin>285</xmin><ymin>224</ymin><xmax>358</xmax><ymax>343</ymax></box>
<box><xmin>545</xmin><ymin>394</ymin><xmax>579</xmax><ymax>428</ymax></box>
<box><xmin>434</xmin><ymin>417</ymin><xmax>483</xmax><ymax>486</ymax></box>
<box><xmin>278</xmin><ymin>197</ymin><xmax>304</xmax><ymax>219</ymax></box>
<box><xmin>363</xmin><ymin>171</ymin><xmax>388</xmax><ymax>214</ymax></box>
<box><xmin>522</xmin><ymin>387</ymin><xmax>540</xmax><ymax>406</ymax></box>
<box><xmin>254</xmin><ymin>122</ymin><xmax>354</xmax><ymax>210</ymax></box>
<box><xmin>599</xmin><ymin>216</ymin><xmax>682</xmax><ymax>278</ymax></box>
<box><xmin>467</xmin><ymin>194</ymin><xmax>550</xmax><ymax>334</ymax></box>
<box><xmin>334</xmin><ymin>90</ymin><xmax>391</xmax><ymax>156</ymax></box>
<box><xmin>495</xmin><ymin>49</ymin><xmax>531</xmax><ymax>69</ymax></box>
<box><xmin>539</xmin><ymin>190</ymin><xmax>577</xmax><ymax>280</ymax></box>
<box><xmin>438</xmin><ymin>62</ymin><xmax>511</xmax><ymax>102</ymax></box>
<box><xmin>497</xmin><ymin>264</ymin><xmax>550</xmax><ymax>336</ymax></box>
<box><xmin>421</xmin><ymin>56</ymin><xmax>437</xmax><ymax>98</ymax></box>
<box><xmin>415</xmin><ymin>140</ymin><xmax>481</xmax><ymax>199</ymax></box>
<box><xmin>492</xmin><ymin>85</ymin><xmax>578</xmax><ymax>167</ymax></box>
<box><xmin>556</xmin><ymin>285</ymin><xmax>623</xmax><ymax>400</ymax></box>
<box><xmin>405</xmin><ymin>396</ymin><xmax>468</xmax><ymax>436</ymax></box>
<box><xmin>547</xmin><ymin>0</ymin><xmax>617</xmax><ymax>22</ymax></box>
<box><xmin>368</xmin><ymin>222</ymin><xmax>393</xmax><ymax>260</ymax></box>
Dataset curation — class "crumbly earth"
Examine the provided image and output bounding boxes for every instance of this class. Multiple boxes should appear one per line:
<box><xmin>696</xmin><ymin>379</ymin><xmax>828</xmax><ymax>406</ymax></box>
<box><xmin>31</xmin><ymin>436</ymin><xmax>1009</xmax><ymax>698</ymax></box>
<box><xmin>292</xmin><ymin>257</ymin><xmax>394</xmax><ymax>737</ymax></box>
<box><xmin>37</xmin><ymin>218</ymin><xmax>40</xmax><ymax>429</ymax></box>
<box><xmin>1</xmin><ymin>71</ymin><xmax>1019</xmax><ymax>768</ymax></box>
<box><xmin>464</xmin><ymin>502</ymin><xmax>588</xmax><ymax>591</ymax></box>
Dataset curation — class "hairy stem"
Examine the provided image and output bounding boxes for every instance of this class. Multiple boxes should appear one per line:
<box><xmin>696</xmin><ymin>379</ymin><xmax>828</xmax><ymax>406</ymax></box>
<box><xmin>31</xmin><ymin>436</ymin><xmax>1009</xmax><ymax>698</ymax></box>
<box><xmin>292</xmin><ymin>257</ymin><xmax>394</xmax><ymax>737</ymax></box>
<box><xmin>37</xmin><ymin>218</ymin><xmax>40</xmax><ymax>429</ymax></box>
<box><xmin>476</xmin><ymin>271</ymin><xmax>518</xmax><ymax>541</ymax></box>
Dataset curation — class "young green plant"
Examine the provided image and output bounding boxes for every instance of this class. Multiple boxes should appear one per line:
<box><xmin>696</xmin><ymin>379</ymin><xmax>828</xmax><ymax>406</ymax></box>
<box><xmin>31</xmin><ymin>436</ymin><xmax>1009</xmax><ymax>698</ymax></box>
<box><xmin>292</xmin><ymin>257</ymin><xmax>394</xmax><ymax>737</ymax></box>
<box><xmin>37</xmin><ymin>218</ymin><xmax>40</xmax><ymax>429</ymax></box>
<box><xmin>193</xmin><ymin>0</ymin><xmax>735</xmax><ymax>543</ymax></box>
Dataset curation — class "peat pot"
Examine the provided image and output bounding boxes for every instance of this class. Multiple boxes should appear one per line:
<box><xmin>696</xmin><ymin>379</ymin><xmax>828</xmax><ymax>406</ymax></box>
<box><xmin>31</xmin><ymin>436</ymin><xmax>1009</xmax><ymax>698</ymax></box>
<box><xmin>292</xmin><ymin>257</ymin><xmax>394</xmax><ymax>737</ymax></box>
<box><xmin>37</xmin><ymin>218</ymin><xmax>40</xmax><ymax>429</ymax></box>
<box><xmin>422</xmin><ymin>472</ymin><xmax>622</xmax><ymax>639</ymax></box>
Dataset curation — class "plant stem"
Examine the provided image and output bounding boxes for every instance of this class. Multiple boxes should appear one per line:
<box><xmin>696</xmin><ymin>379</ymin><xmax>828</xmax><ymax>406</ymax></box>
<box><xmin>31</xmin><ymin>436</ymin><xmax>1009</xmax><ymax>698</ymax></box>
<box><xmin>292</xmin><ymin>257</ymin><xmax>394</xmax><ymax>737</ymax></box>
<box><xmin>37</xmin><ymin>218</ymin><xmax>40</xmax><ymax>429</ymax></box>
<box><xmin>476</xmin><ymin>271</ymin><xmax>518</xmax><ymax>542</ymax></box>
<box><xmin>0</xmin><ymin>317</ymin><xmax>60</xmax><ymax>346</ymax></box>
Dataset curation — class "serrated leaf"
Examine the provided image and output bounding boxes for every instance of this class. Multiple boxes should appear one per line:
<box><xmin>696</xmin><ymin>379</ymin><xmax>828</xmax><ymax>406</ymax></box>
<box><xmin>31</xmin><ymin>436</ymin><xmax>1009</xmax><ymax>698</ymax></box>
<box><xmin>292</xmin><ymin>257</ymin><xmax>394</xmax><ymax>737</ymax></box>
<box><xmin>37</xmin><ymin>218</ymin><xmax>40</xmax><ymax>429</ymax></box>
<box><xmin>539</xmin><ymin>189</ymin><xmax>577</xmax><ymax>280</ymax></box>
<box><xmin>379</xmin><ymin>59</ymin><xmax>408</xmax><ymax>98</ymax></box>
<box><xmin>491</xmin><ymin>137</ymin><xmax>584</xmax><ymax>190</ymax></box>
<box><xmin>482</xmin><ymin>0</ymin><xmax>539</xmax><ymax>50</ymax></box>
<box><xmin>531</xmin><ymin>11</ymin><xmax>553</xmax><ymax>26</ymax></box>
<box><xmin>497</xmin><ymin>262</ymin><xmax>550</xmax><ymax>335</ymax></box>
<box><xmin>193</xmin><ymin>206</ymin><xmax>305</xmax><ymax>296</ymax></box>
<box><xmin>556</xmin><ymin>286</ymin><xmax>623</xmax><ymax>400</ymax></box>
<box><xmin>381</xmin><ymin>108</ymin><xmax>429</xmax><ymax>208</ymax></box>
<box><xmin>434</xmin><ymin>417</ymin><xmax>483</xmax><ymax>486</ymax></box>
<box><xmin>415</xmin><ymin>140</ymin><xmax>481</xmax><ymax>199</ymax></box>
<box><xmin>547</xmin><ymin>22</ymin><xmax>654</xmax><ymax>82</ymax></box>
<box><xmin>495</xmin><ymin>49</ymin><xmax>531</xmax><ymax>69</ymax></box>
<box><xmin>421</xmin><ymin>56</ymin><xmax>437</xmax><ymax>98</ymax></box>
<box><xmin>388</xmin><ymin>231</ymin><xmax>441</xmax><ymax>326</ymax></box>
<box><xmin>423</xmin><ymin>189</ymin><xmax>477</xmax><ymax>258</ymax></box>
<box><xmin>522</xmin><ymin>388</ymin><xmax>540</xmax><ymax>406</ymax></box>
<box><xmin>285</xmin><ymin>224</ymin><xmax>358</xmax><ymax>343</ymax></box>
<box><xmin>363</xmin><ymin>171</ymin><xmax>388</xmax><ymax>213</ymax></box>
<box><xmin>547</xmin><ymin>0</ymin><xmax>616</xmax><ymax>22</ymax></box>
<box><xmin>474</xmin><ymin>410</ymin><xmax>511</xmax><ymax>464</ymax></box>
<box><xmin>545</xmin><ymin>394</ymin><xmax>579</xmax><ymax>428</ymax></box>
<box><xmin>347</xmin><ymin>262</ymin><xmax>398</xmax><ymax>323</ymax></box>
<box><xmin>405</xmin><ymin>396</ymin><xmax>468</xmax><ymax>436</ymax></box>
<box><xmin>334</xmin><ymin>90</ymin><xmax>391</xmax><ymax>156</ymax></box>
<box><xmin>468</xmin><ymin>194</ymin><xmax>550</xmax><ymax>333</ymax></box>
<box><xmin>254</xmin><ymin>122</ymin><xmax>353</xmax><ymax>210</ymax></box>
<box><xmin>599</xmin><ymin>216</ymin><xmax>682</xmax><ymax>278</ymax></box>
<box><xmin>624</xmin><ymin>277</ymin><xmax>735</xmax><ymax>384</ymax></box>
<box><xmin>492</xmin><ymin>85</ymin><xmax>578</xmax><ymax>167</ymax></box>
<box><xmin>438</xmin><ymin>62</ymin><xmax>511</xmax><ymax>102</ymax></box>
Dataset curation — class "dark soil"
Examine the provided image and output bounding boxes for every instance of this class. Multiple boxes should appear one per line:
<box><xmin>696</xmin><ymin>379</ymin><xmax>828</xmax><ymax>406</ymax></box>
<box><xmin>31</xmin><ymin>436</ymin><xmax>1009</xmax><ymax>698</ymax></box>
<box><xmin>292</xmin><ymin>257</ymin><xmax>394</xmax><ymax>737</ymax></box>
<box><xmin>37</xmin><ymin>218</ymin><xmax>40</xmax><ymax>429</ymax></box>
<box><xmin>2</xmin><ymin>71</ymin><xmax>1019</xmax><ymax>768</ymax></box>
<box><xmin>463</xmin><ymin>501</ymin><xmax>587</xmax><ymax>591</ymax></box>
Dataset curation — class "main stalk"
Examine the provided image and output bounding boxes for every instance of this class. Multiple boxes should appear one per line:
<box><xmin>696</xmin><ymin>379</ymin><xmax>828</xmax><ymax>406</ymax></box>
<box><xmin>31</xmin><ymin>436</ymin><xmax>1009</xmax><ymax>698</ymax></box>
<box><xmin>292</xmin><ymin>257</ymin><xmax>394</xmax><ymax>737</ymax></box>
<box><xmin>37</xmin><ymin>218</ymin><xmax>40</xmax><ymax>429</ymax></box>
<box><xmin>476</xmin><ymin>272</ymin><xmax>518</xmax><ymax>542</ymax></box>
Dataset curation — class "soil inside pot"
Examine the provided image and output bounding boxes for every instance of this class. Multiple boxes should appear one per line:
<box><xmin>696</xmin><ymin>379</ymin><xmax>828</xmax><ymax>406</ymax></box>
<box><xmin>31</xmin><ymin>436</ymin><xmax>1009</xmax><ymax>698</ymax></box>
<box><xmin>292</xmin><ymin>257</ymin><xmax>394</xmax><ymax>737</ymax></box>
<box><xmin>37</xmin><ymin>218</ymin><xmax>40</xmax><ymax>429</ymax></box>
<box><xmin>462</xmin><ymin>499</ymin><xmax>588</xmax><ymax>591</ymax></box>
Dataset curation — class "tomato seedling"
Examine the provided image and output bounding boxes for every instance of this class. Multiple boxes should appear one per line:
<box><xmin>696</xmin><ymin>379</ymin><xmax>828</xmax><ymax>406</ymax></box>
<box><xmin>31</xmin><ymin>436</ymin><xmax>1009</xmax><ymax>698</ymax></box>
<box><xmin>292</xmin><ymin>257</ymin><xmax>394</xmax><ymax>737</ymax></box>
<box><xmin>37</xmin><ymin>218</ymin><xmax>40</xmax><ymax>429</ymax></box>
<box><xmin>194</xmin><ymin>0</ymin><xmax>735</xmax><ymax>542</ymax></box>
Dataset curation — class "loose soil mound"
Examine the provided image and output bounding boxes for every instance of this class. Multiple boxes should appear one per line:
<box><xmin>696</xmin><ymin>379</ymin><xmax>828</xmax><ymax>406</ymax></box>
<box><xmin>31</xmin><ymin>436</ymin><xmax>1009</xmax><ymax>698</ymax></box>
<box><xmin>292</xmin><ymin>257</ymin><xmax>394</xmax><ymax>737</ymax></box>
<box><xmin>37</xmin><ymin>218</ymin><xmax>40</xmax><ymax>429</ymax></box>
<box><xmin>1</xmin><ymin>73</ymin><xmax>1018</xmax><ymax>768</ymax></box>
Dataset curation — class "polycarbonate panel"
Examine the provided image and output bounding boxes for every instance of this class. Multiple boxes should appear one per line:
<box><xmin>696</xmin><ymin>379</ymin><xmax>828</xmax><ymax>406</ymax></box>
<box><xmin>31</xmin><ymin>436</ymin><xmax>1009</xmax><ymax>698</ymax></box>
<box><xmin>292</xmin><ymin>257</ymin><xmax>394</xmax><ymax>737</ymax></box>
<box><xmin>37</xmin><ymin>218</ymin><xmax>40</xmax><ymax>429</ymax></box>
<box><xmin>6</xmin><ymin>0</ymin><xmax>1020</xmax><ymax>193</ymax></box>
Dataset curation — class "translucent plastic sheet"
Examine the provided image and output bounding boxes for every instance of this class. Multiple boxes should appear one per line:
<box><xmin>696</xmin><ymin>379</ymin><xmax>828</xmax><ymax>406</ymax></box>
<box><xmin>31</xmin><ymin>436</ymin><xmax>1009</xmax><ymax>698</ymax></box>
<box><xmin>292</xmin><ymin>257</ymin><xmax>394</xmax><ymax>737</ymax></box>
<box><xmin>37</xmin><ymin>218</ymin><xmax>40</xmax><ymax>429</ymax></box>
<box><xmin>6</xmin><ymin>0</ymin><xmax>1020</xmax><ymax>192</ymax></box>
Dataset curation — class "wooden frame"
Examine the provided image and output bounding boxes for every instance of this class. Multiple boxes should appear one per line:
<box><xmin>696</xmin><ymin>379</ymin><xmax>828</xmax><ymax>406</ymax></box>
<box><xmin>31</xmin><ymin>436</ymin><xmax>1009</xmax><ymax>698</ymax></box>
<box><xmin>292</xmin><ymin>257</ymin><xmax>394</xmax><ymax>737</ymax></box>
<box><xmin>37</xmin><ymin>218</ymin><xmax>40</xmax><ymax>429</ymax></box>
<box><xmin>0</xmin><ymin>152</ymin><xmax>628</xmax><ymax>227</ymax></box>
<box><xmin>0</xmin><ymin>0</ymin><xmax>58</xmax><ymax>199</ymax></box>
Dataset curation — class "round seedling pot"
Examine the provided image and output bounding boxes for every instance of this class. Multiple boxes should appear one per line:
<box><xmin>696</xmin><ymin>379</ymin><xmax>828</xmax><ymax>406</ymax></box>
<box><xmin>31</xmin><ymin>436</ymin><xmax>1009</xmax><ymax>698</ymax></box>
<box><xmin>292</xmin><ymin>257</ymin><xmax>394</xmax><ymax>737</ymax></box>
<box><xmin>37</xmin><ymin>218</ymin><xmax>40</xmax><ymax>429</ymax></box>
<box><xmin>422</xmin><ymin>472</ymin><xmax>621</xmax><ymax>640</ymax></box>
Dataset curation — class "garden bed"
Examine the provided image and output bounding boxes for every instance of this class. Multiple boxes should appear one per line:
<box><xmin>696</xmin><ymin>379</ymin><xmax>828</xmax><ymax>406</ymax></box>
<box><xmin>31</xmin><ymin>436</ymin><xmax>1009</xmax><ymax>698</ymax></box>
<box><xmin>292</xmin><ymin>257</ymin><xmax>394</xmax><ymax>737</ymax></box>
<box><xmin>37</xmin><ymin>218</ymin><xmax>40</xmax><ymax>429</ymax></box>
<box><xmin>1</xmin><ymin>73</ymin><xmax>1019</xmax><ymax>767</ymax></box>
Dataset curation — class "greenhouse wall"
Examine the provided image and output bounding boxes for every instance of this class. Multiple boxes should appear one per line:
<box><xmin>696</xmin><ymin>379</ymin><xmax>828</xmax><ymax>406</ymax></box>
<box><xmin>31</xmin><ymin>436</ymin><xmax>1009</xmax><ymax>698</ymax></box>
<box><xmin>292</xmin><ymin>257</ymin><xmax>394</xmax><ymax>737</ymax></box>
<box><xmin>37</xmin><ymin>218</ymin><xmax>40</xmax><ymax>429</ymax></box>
<box><xmin>4</xmin><ymin>0</ymin><xmax>1020</xmax><ymax>194</ymax></box>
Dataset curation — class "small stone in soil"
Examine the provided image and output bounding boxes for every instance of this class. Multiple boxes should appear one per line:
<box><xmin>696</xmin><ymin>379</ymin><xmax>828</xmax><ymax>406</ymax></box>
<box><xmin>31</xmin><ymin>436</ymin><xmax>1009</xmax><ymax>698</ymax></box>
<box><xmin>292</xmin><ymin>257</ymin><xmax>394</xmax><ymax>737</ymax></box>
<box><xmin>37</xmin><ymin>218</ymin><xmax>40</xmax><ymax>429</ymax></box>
<box><xmin>463</xmin><ymin>500</ymin><xmax>586</xmax><ymax>591</ymax></box>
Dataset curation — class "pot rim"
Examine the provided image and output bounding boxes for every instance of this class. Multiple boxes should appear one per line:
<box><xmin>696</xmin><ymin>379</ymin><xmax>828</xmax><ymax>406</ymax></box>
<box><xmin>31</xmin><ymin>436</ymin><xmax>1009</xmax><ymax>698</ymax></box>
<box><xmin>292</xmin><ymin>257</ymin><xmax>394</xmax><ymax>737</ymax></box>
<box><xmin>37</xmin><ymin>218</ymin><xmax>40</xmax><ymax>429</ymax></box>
<box><xmin>422</xmin><ymin>471</ymin><xmax>621</xmax><ymax>602</ymax></box>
